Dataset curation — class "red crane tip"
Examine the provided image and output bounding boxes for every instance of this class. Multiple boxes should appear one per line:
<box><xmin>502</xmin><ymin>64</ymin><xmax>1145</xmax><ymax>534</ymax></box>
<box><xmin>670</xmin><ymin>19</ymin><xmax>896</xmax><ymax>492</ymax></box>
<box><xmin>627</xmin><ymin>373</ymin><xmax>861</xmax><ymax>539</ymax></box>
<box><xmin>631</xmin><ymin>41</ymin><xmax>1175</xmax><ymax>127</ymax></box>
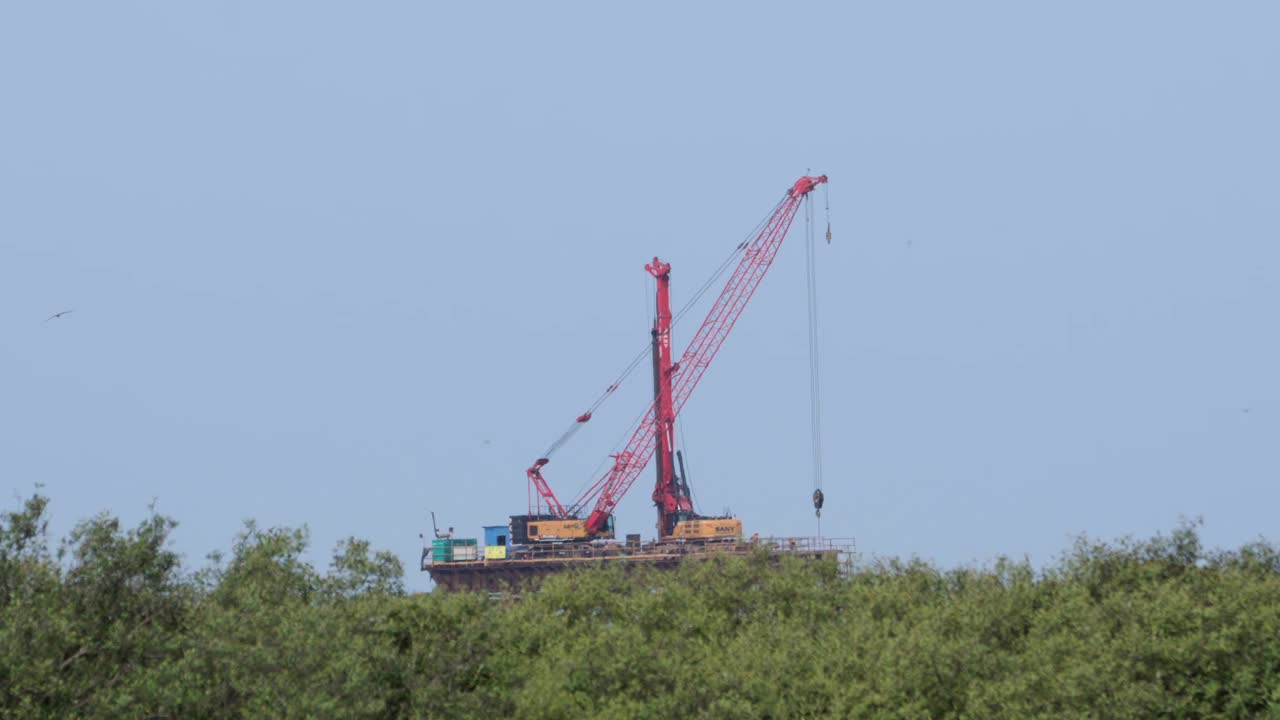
<box><xmin>789</xmin><ymin>174</ymin><xmax>828</xmax><ymax>197</ymax></box>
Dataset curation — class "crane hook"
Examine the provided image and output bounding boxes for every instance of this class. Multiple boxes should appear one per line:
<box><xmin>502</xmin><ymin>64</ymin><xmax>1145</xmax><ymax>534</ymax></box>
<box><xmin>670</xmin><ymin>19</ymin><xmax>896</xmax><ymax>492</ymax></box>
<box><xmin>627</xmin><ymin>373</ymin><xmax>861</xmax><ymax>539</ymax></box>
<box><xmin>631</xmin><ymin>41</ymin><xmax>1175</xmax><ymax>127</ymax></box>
<box><xmin>824</xmin><ymin>182</ymin><xmax>832</xmax><ymax>243</ymax></box>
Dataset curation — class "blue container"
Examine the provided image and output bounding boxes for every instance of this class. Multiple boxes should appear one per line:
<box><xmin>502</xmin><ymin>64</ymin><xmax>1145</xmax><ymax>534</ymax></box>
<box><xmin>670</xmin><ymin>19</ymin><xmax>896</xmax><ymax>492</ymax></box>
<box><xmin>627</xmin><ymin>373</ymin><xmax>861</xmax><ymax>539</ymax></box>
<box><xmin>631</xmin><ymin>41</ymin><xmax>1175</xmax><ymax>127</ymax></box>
<box><xmin>484</xmin><ymin>525</ymin><xmax>509</xmax><ymax>548</ymax></box>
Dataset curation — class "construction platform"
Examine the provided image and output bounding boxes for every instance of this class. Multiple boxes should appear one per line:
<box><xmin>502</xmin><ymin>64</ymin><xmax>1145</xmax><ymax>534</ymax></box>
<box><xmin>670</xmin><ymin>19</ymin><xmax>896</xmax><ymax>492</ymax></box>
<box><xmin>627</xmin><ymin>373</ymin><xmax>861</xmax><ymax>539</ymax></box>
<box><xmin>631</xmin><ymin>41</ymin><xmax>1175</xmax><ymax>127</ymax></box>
<box><xmin>423</xmin><ymin>536</ymin><xmax>853</xmax><ymax>593</ymax></box>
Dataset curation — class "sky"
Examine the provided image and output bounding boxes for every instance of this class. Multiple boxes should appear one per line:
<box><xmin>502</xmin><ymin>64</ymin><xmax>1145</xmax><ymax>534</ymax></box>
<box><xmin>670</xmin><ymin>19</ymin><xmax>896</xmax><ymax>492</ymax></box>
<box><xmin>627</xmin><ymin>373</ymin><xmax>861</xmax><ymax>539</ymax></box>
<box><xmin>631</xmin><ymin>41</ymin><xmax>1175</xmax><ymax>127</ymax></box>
<box><xmin>1</xmin><ymin>2</ymin><xmax>1276</xmax><ymax>591</ymax></box>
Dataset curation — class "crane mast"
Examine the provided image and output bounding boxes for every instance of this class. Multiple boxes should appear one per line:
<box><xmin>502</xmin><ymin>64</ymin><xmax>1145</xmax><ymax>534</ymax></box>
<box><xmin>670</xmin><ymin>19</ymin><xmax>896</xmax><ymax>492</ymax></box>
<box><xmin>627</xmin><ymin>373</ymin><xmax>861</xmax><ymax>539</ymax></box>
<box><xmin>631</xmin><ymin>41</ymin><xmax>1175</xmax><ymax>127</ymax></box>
<box><xmin>581</xmin><ymin>174</ymin><xmax>828</xmax><ymax>537</ymax></box>
<box><xmin>647</xmin><ymin>258</ymin><xmax>694</xmax><ymax>536</ymax></box>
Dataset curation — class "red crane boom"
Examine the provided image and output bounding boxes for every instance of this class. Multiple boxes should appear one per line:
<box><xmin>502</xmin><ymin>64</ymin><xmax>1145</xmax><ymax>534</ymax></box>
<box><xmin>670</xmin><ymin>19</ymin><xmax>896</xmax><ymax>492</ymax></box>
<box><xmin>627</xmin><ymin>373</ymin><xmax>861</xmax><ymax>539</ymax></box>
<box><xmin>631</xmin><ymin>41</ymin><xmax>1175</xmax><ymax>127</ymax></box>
<box><xmin>577</xmin><ymin>174</ymin><xmax>828</xmax><ymax>536</ymax></box>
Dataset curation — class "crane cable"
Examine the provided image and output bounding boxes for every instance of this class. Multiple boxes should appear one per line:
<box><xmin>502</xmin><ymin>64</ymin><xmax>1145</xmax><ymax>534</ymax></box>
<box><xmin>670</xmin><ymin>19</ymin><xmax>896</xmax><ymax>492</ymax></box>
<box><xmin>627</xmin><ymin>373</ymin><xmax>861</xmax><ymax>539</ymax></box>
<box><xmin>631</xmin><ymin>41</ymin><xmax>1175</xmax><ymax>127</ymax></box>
<box><xmin>535</xmin><ymin>197</ymin><xmax>786</xmax><ymax>465</ymax></box>
<box><xmin>806</xmin><ymin>191</ymin><xmax>827</xmax><ymax>536</ymax></box>
<box><xmin>556</xmin><ymin>199</ymin><xmax>787</xmax><ymax>511</ymax></box>
<box><xmin>677</xmin><ymin>416</ymin><xmax>703</xmax><ymax>514</ymax></box>
<box><xmin>825</xmin><ymin>181</ymin><xmax>833</xmax><ymax>244</ymax></box>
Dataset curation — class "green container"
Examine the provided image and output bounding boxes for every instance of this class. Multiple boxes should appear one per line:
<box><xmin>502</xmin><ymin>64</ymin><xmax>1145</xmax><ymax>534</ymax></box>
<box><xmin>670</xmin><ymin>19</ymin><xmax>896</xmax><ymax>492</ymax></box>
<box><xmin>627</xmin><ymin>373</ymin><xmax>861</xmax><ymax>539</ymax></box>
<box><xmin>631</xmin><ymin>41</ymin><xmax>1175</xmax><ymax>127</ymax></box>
<box><xmin>431</xmin><ymin>539</ymin><xmax>452</xmax><ymax>562</ymax></box>
<box><xmin>429</xmin><ymin>538</ymin><xmax>474</xmax><ymax>562</ymax></box>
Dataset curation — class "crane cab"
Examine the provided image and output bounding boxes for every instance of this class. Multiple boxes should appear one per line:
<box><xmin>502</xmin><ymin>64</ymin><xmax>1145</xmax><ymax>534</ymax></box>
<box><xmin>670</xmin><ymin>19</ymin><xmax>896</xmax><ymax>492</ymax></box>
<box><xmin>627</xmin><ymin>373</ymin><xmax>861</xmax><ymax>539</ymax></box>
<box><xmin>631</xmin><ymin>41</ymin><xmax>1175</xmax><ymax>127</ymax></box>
<box><xmin>527</xmin><ymin>519</ymin><xmax>588</xmax><ymax>541</ymax></box>
<box><xmin>669</xmin><ymin>517</ymin><xmax>743</xmax><ymax>541</ymax></box>
<box><xmin>511</xmin><ymin>514</ymin><xmax>615</xmax><ymax>543</ymax></box>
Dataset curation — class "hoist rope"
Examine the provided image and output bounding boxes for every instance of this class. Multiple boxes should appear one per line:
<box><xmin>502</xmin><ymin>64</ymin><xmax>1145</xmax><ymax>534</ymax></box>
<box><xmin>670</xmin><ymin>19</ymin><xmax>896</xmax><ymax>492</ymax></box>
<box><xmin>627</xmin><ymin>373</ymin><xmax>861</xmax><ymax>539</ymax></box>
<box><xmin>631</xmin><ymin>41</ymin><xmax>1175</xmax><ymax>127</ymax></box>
<box><xmin>536</xmin><ymin>196</ymin><xmax>787</xmax><ymax>465</ymax></box>
<box><xmin>805</xmin><ymin>194</ymin><xmax>826</xmax><ymax>520</ymax></box>
<box><xmin>555</xmin><ymin>199</ymin><xmax>789</xmax><ymax>512</ymax></box>
<box><xmin>677</xmin><ymin>416</ymin><xmax>702</xmax><ymax>513</ymax></box>
<box><xmin>566</xmin><ymin>397</ymin><xmax>655</xmax><ymax>516</ymax></box>
<box><xmin>824</xmin><ymin>182</ymin><xmax>832</xmax><ymax>243</ymax></box>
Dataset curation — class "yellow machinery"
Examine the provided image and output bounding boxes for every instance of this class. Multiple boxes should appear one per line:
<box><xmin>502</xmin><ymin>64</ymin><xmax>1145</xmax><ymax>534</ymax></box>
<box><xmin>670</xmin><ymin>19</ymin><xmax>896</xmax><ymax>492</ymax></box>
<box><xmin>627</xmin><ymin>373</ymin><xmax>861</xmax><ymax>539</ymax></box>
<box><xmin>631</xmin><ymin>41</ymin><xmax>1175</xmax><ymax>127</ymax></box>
<box><xmin>526</xmin><ymin>519</ymin><xmax>616</xmax><ymax>542</ymax></box>
<box><xmin>669</xmin><ymin>517</ymin><xmax>743</xmax><ymax>541</ymax></box>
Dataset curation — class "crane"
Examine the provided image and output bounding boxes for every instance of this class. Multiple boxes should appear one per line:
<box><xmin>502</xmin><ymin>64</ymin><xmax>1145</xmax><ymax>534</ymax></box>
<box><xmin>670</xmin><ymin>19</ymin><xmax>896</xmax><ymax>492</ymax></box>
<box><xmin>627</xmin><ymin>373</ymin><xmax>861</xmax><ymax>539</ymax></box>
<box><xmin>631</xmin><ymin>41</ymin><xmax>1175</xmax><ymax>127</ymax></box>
<box><xmin>522</xmin><ymin>174</ymin><xmax>828</xmax><ymax>542</ymax></box>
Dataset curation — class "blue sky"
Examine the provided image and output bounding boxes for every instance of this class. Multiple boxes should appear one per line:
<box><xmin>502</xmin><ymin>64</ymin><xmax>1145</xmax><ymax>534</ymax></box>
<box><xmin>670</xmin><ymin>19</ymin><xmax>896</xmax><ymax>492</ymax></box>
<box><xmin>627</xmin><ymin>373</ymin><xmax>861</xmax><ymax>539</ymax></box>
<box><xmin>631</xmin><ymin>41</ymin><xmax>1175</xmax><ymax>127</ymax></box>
<box><xmin>2</xmin><ymin>2</ymin><xmax>1276</xmax><ymax>590</ymax></box>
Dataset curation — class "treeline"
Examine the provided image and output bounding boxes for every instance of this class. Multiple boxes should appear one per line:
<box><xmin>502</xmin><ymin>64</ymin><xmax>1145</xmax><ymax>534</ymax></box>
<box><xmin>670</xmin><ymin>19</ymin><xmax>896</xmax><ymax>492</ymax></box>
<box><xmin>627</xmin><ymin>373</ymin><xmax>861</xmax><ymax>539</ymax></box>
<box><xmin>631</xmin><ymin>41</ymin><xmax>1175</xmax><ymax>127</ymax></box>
<box><xmin>3</xmin><ymin>494</ymin><xmax>1279</xmax><ymax>719</ymax></box>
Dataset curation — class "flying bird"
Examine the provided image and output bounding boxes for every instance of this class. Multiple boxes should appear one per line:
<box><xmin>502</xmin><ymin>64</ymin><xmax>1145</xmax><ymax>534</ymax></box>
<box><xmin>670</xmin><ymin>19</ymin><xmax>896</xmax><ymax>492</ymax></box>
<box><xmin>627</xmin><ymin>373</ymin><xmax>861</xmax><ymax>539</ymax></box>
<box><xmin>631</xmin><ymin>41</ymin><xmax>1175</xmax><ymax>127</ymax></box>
<box><xmin>45</xmin><ymin>309</ymin><xmax>75</xmax><ymax>322</ymax></box>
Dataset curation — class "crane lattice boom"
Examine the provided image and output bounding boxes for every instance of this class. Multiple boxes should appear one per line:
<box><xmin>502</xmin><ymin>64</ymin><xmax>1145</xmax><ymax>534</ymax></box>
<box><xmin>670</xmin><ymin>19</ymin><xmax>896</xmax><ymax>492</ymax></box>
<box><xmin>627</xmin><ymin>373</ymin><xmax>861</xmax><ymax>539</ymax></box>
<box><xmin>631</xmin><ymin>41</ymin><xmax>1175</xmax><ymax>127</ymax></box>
<box><xmin>579</xmin><ymin>174</ymin><xmax>828</xmax><ymax>535</ymax></box>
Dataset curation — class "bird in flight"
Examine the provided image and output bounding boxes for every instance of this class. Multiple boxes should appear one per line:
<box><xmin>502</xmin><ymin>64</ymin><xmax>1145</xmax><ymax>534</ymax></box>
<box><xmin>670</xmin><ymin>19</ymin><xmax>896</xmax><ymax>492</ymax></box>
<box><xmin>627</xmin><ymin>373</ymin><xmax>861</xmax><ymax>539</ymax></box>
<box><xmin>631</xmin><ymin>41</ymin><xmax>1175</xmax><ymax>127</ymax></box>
<box><xmin>45</xmin><ymin>309</ymin><xmax>75</xmax><ymax>322</ymax></box>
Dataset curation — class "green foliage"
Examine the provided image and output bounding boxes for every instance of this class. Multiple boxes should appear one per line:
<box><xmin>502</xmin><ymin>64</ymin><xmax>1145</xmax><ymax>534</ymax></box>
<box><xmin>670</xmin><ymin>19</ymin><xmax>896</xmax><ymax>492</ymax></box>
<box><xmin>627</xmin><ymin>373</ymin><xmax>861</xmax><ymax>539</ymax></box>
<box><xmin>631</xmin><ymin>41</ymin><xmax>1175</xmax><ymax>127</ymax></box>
<box><xmin>2</xmin><ymin>495</ymin><xmax>1279</xmax><ymax>719</ymax></box>
<box><xmin>327</xmin><ymin>536</ymin><xmax>406</xmax><ymax>599</ymax></box>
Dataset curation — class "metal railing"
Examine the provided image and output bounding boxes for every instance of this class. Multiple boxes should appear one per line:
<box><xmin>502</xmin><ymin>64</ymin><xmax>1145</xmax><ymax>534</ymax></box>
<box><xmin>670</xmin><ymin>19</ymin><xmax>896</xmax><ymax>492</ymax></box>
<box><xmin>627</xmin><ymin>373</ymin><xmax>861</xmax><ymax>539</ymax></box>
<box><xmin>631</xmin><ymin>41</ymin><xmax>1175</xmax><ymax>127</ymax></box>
<box><xmin>422</xmin><ymin>536</ymin><xmax>854</xmax><ymax>569</ymax></box>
